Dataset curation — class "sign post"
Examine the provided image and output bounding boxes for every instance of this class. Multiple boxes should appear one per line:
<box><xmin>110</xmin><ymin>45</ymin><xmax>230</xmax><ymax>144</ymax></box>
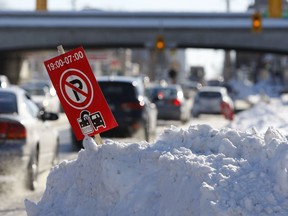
<box><xmin>44</xmin><ymin>45</ymin><xmax>118</xmax><ymax>145</ymax></box>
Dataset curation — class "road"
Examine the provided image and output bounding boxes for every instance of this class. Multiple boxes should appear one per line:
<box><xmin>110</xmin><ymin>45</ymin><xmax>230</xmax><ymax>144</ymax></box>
<box><xmin>0</xmin><ymin>113</ymin><xmax>230</xmax><ymax>216</ymax></box>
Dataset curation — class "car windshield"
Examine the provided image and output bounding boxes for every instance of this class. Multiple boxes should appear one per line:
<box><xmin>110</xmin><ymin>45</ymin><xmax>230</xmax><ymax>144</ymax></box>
<box><xmin>0</xmin><ymin>92</ymin><xmax>17</xmax><ymax>114</ymax></box>
<box><xmin>24</xmin><ymin>88</ymin><xmax>47</xmax><ymax>96</ymax></box>
<box><xmin>198</xmin><ymin>91</ymin><xmax>222</xmax><ymax>99</ymax></box>
<box><xmin>21</xmin><ymin>81</ymin><xmax>50</xmax><ymax>96</ymax></box>
<box><xmin>149</xmin><ymin>87</ymin><xmax>178</xmax><ymax>99</ymax></box>
<box><xmin>98</xmin><ymin>82</ymin><xmax>137</xmax><ymax>102</ymax></box>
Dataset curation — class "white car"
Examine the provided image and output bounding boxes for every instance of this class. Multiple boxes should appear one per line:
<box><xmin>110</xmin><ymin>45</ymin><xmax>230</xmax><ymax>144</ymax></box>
<box><xmin>192</xmin><ymin>86</ymin><xmax>234</xmax><ymax>117</ymax></box>
<box><xmin>0</xmin><ymin>86</ymin><xmax>59</xmax><ymax>190</ymax></box>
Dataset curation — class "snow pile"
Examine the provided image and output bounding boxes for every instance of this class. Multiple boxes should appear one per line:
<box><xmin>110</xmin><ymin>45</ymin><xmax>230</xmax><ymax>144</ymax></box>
<box><xmin>229</xmin><ymin>78</ymin><xmax>259</xmax><ymax>100</ymax></box>
<box><xmin>26</xmin><ymin>124</ymin><xmax>288</xmax><ymax>216</ymax></box>
<box><xmin>228</xmin><ymin>78</ymin><xmax>284</xmax><ymax>104</ymax></box>
<box><xmin>229</xmin><ymin>99</ymin><xmax>288</xmax><ymax>135</ymax></box>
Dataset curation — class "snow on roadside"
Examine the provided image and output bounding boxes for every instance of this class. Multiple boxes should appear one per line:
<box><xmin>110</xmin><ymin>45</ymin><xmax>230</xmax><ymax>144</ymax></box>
<box><xmin>26</xmin><ymin>123</ymin><xmax>288</xmax><ymax>216</ymax></box>
<box><xmin>229</xmin><ymin>99</ymin><xmax>288</xmax><ymax>136</ymax></box>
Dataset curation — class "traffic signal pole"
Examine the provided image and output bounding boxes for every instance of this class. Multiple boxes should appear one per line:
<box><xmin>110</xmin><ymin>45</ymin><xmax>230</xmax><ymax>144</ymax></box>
<box><xmin>36</xmin><ymin>0</ymin><xmax>47</xmax><ymax>11</ymax></box>
<box><xmin>268</xmin><ymin>0</ymin><xmax>282</xmax><ymax>18</ymax></box>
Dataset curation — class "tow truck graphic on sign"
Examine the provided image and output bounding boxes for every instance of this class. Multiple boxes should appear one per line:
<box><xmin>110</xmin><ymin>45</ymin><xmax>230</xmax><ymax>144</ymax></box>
<box><xmin>77</xmin><ymin>110</ymin><xmax>106</xmax><ymax>135</ymax></box>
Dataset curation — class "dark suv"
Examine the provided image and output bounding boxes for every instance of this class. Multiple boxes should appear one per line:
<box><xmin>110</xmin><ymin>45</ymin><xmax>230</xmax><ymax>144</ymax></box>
<box><xmin>71</xmin><ymin>76</ymin><xmax>157</xmax><ymax>148</ymax></box>
<box><xmin>97</xmin><ymin>76</ymin><xmax>157</xmax><ymax>138</ymax></box>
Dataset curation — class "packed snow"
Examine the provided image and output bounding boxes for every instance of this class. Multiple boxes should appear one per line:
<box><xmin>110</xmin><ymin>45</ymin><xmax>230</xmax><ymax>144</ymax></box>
<box><xmin>25</xmin><ymin>79</ymin><xmax>288</xmax><ymax>216</ymax></box>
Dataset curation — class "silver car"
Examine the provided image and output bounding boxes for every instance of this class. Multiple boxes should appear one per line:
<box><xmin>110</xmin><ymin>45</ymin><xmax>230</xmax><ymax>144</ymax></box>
<box><xmin>147</xmin><ymin>84</ymin><xmax>192</xmax><ymax>123</ymax></box>
<box><xmin>192</xmin><ymin>86</ymin><xmax>234</xmax><ymax>117</ymax></box>
<box><xmin>0</xmin><ymin>86</ymin><xmax>59</xmax><ymax>190</ymax></box>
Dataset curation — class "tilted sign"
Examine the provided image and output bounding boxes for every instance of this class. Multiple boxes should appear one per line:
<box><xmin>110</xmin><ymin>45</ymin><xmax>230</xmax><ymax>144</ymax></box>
<box><xmin>44</xmin><ymin>46</ymin><xmax>118</xmax><ymax>140</ymax></box>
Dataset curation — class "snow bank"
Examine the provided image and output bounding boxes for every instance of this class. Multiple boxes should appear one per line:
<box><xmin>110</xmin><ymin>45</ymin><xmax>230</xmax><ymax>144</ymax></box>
<box><xmin>229</xmin><ymin>99</ymin><xmax>288</xmax><ymax>135</ymax></box>
<box><xmin>25</xmin><ymin>124</ymin><xmax>288</xmax><ymax>216</ymax></box>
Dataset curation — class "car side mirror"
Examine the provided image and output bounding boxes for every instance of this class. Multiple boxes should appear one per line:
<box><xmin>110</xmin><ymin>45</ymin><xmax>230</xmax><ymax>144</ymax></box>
<box><xmin>38</xmin><ymin>110</ymin><xmax>59</xmax><ymax>121</ymax></box>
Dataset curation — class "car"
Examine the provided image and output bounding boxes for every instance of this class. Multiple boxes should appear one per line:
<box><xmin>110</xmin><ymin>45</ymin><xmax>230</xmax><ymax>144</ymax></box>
<box><xmin>206</xmin><ymin>78</ymin><xmax>224</xmax><ymax>87</ymax></box>
<box><xmin>192</xmin><ymin>86</ymin><xmax>234</xmax><ymax>117</ymax></box>
<box><xmin>20</xmin><ymin>80</ymin><xmax>62</xmax><ymax>113</ymax></box>
<box><xmin>181</xmin><ymin>80</ymin><xmax>203</xmax><ymax>99</ymax></box>
<box><xmin>98</xmin><ymin>76</ymin><xmax>158</xmax><ymax>139</ymax></box>
<box><xmin>181</xmin><ymin>80</ymin><xmax>202</xmax><ymax>92</ymax></box>
<box><xmin>146</xmin><ymin>84</ymin><xmax>192</xmax><ymax>123</ymax></box>
<box><xmin>71</xmin><ymin>76</ymin><xmax>158</xmax><ymax>148</ymax></box>
<box><xmin>0</xmin><ymin>86</ymin><xmax>59</xmax><ymax>190</ymax></box>
<box><xmin>0</xmin><ymin>75</ymin><xmax>10</xmax><ymax>88</ymax></box>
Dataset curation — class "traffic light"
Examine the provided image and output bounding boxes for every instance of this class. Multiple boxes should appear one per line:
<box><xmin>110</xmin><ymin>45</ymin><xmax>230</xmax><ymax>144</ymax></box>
<box><xmin>155</xmin><ymin>35</ymin><xmax>165</xmax><ymax>51</ymax></box>
<box><xmin>252</xmin><ymin>12</ymin><xmax>262</xmax><ymax>32</ymax></box>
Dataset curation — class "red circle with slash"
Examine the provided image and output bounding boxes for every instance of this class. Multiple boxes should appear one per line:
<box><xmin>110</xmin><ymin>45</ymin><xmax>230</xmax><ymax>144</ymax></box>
<box><xmin>60</xmin><ymin>68</ymin><xmax>94</xmax><ymax>109</ymax></box>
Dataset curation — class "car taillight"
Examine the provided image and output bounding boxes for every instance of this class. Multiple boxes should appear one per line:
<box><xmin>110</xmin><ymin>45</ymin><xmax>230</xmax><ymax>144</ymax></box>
<box><xmin>172</xmin><ymin>99</ymin><xmax>181</xmax><ymax>106</ymax></box>
<box><xmin>0</xmin><ymin>121</ymin><xmax>26</xmax><ymax>139</ymax></box>
<box><xmin>121</xmin><ymin>102</ymin><xmax>144</xmax><ymax>111</ymax></box>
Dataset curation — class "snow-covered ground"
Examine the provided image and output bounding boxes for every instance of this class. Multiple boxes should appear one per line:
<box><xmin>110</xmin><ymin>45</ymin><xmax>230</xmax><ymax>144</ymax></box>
<box><xmin>25</xmin><ymin>79</ymin><xmax>288</xmax><ymax>216</ymax></box>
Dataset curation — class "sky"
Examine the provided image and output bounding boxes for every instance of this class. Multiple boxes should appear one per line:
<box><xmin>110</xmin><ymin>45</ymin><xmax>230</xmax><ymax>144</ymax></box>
<box><xmin>24</xmin><ymin>79</ymin><xmax>288</xmax><ymax>216</ymax></box>
<box><xmin>2</xmin><ymin>0</ymin><xmax>252</xmax><ymax>79</ymax></box>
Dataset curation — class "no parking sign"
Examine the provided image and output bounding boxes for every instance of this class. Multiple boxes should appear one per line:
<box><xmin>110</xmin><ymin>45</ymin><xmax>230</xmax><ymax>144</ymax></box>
<box><xmin>44</xmin><ymin>46</ymin><xmax>118</xmax><ymax>141</ymax></box>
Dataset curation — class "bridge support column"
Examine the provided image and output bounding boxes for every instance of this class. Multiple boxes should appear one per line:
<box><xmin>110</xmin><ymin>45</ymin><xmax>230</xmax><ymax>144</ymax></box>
<box><xmin>223</xmin><ymin>50</ymin><xmax>234</xmax><ymax>82</ymax></box>
<box><xmin>0</xmin><ymin>53</ymin><xmax>24</xmax><ymax>84</ymax></box>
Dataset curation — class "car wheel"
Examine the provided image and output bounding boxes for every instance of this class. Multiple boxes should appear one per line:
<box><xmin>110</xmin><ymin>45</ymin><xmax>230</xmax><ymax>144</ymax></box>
<box><xmin>27</xmin><ymin>149</ymin><xmax>39</xmax><ymax>191</ymax></box>
<box><xmin>71</xmin><ymin>128</ymin><xmax>83</xmax><ymax>150</ymax></box>
<box><xmin>133</xmin><ymin>120</ymin><xmax>149</xmax><ymax>142</ymax></box>
<box><xmin>144</xmin><ymin>125</ymin><xmax>149</xmax><ymax>142</ymax></box>
<box><xmin>143</xmin><ymin>119</ymin><xmax>150</xmax><ymax>142</ymax></box>
<box><xmin>192</xmin><ymin>112</ymin><xmax>199</xmax><ymax>118</ymax></box>
<box><xmin>181</xmin><ymin>118</ymin><xmax>189</xmax><ymax>124</ymax></box>
<box><xmin>52</xmin><ymin>142</ymin><xmax>60</xmax><ymax>166</ymax></box>
<box><xmin>181</xmin><ymin>112</ymin><xmax>190</xmax><ymax>123</ymax></box>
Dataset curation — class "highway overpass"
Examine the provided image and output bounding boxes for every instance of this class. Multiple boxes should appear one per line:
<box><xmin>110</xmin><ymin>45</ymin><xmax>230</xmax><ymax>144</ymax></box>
<box><xmin>1</xmin><ymin>11</ymin><xmax>288</xmax><ymax>52</ymax></box>
<box><xmin>1</xmin><ymin>11</ymin><xmax>288</xmax><ymax>82</ymax></box>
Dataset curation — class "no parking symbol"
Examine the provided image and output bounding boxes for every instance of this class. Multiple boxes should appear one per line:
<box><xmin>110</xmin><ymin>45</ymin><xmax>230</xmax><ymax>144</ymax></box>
<box><xmin>60</xmin><ymin>68</ymin><xmax>94</xmax><ymax>109</ymax></box>
<box><xmin>44</xmin><ymin>46</ymin><xmax>118</xmax><ymax>141</ymax></box>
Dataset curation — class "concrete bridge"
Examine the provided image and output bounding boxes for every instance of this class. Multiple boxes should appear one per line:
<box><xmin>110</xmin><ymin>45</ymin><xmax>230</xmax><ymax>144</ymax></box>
<box><xmin>1</xmin><ymin>11</ymin><xmax>288</xmax><ymax>82</ymax></box>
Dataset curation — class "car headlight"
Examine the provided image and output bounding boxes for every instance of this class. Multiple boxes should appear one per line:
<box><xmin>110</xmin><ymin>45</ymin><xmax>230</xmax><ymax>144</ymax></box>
<box><xmin>43</xmin><ymin>100</ymin><xmax>49</xmax><ymax>107</ymax></box>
